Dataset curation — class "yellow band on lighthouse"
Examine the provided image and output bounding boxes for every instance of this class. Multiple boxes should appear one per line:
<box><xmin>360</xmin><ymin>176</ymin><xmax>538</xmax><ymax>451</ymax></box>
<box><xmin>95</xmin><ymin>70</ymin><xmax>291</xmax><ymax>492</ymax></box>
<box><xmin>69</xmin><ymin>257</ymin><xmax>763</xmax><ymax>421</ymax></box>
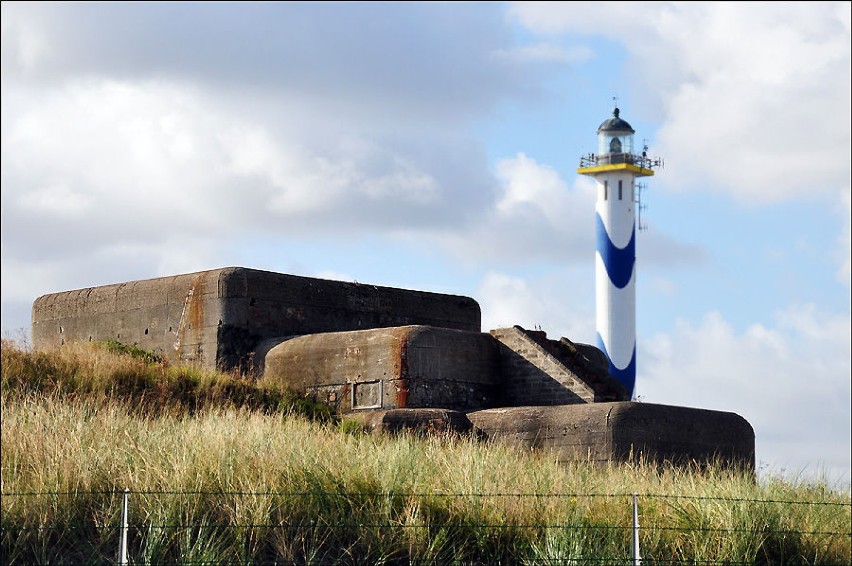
<box><xmin>577</xmin><ymin>163</ymin><xmax>655</xmax><ymax>177</ymax></box>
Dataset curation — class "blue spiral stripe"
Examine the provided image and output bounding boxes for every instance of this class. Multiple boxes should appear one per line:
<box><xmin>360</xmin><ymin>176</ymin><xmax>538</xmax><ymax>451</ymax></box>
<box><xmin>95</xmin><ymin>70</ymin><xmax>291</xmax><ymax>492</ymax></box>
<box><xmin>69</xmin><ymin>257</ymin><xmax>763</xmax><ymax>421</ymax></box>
<box><xmin>595</xmin><ymin>213</ymin><xmax>635</xmax><ymax>289</ymax></box>
<box><xmin>596</xmin><ymin>332</ymin><xmax>636</xmax><ymax>397</ymax></box>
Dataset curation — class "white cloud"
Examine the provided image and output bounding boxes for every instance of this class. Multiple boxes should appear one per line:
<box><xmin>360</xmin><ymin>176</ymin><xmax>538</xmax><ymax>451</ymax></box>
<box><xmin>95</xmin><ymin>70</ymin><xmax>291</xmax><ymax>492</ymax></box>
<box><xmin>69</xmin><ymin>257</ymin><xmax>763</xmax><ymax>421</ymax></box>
<box><xmin>494</xmin><ymin>152</ymin><xmax>577</xmax><ymax>222</ymax></box>
<box><xmin>509</xmin><ymin>2</ymin><xmax>852</xmax><ymax>204</ymax></box>
<box><xmin>18</xmin><ymin>183</ymin><xmax>94</xmax><ymax>218</ymax></box>
<box><xmin>0</xmin><ymin>2</ymin><xmax>51</xmax><ymax>74</ymax></box>
<box><xmin>0</xmin><ymin>3</ymin><xmax>538</xmax><ymax>339</ymax></box>
<box><xmin>0</xmin><ymin>78</ymin><xmax>484</xmax><ymax>260</ymax></box>
<box><xmin>0</xmin><ymin>2</ymin><xmax>530</xmax><ymax>123</ymax></box>
<box><xmin>492</xmin><ymin>42</ymin><xmax>593</xmax><ymax>64</ymax></box>
<box><xmin>506</xmin><ymin>1</ymin><xmax>636</xmax><ymax>36</ymax></box>
<box><xmin>477</xmin><ymin>269</ymin><xmax>596</xmax><ymax>343</ymax></box>
<box><xmin>0</xmin><ymin>253</ymin><xmax>60</xmax><ymax>304</ymax></box>
<box><xmin>638</xmin><ymin>306</ymin><xmax>852</xmax><ymax>485</ymax></box>
<box><xmin>436</xmin><ymin>153</ymin><xmax>596</xmax><ymax>264</ymax></box>
<box><xmin>434</xmin><ymin>152</ymin><xmax>703</xmax><ymax>269</ymax></box>
<box><xmin>479</xmin><ymin>272</ymin><xmax>549</xmax><ymax>331</ymax></box>
<box><xmin>3</xmin><ymin>81</ymin><xmax>235</xmax><ymax>233</ymax></box>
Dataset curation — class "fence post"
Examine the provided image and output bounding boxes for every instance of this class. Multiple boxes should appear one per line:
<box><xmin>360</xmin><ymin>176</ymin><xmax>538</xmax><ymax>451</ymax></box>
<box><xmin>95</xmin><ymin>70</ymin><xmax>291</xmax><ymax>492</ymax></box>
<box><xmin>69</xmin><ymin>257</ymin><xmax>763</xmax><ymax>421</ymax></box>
<box><xmin>118</xmin><ymin>488</ymin><xmax>129</xmax><ymax>566</ymax></box>
<box><xmin>632</xmin><ymin>493</ymin><xmax>641</xmax><ymax>565</ymax></box>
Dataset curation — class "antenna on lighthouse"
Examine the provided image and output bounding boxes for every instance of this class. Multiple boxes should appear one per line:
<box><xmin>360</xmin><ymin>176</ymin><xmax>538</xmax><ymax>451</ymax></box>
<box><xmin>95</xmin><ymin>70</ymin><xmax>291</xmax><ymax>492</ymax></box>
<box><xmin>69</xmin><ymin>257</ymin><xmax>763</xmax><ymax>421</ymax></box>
<box><xmin>635</xmin><ymin>181</ymin><xmax>648</xmax><ymax>232</ymax></box>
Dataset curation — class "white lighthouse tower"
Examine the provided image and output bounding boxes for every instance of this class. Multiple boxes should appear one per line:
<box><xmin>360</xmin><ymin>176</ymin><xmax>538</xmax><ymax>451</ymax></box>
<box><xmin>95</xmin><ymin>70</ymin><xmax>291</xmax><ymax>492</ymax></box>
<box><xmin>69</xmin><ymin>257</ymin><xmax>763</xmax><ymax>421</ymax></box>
<box><xmin>578</xmin><ymin>107</ymin><xmax>662</xmax><ymax>397</ymax></box>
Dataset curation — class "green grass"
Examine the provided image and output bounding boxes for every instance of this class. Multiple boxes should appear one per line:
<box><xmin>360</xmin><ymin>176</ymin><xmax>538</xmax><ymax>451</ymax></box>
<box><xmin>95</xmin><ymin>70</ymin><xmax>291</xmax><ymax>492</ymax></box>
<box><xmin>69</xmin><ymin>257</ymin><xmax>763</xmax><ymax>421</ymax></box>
<box><xmin>1</xmin><ymin>339</ymin><xmax>849</xmax><ymax>565</ymax></box>
<box><xmin>0</xmin><ymin>338</ymin><xmax>335</xmax><ymax>422</ymax></box>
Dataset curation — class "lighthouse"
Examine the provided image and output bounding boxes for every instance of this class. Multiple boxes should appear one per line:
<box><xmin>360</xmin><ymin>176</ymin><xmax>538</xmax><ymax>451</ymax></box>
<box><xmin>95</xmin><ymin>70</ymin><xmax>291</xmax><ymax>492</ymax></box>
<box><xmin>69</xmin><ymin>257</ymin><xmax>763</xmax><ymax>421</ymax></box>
<box><xmin>578</xmin><ymin>107</ymin><xmax>661</xmax><ymax>397</ymax></box>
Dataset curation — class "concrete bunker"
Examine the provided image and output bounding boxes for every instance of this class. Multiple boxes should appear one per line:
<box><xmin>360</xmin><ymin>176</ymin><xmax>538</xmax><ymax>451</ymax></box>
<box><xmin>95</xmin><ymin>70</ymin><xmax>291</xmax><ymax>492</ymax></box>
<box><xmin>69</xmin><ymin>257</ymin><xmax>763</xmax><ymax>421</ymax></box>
<box><xmin>32</xmin><ymin>267</ymin><xmax>481</xmax><ymax>373</ymax></box>
<box><xmin>467</xmin><ymin>403</ymin><xmax>755</xmax><ymax>469</ymax></box>
<box><xmin>31</xmin><ymin>266</ymin><xmax>755</xmax><ymax>472</ymax></box>
<box><xmin>264</xmin><ymin>325</ymin><xmax>501</xmax><ymax>413</ymax></box>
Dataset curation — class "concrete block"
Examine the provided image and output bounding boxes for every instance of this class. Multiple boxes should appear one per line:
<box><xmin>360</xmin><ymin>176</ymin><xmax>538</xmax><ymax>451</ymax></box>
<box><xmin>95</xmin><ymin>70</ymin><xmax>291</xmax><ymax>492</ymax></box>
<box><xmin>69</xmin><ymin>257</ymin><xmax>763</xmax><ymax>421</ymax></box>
<box><xmin>350</xmin><ymin>408</ymin><xmax>476</xmax><ymax>436</ymax></box>
<box><xmin>467</xmin><ymin>402</ymin><xmax>755</xmax><ymax>471</ymax></box>
<box><xmin>32</xmin><ymin>267</ymin><xmax>481</xmax><ymax>372</ymax></box>
<box><xmin>490</xmin><ymin>326</ymin><xmax>628</xmax><ymax>404</ymax></box>
<box><xmin>263</xmin><ymin>325</ymin><xmax>501</xmax><ymax>412</ymax></box>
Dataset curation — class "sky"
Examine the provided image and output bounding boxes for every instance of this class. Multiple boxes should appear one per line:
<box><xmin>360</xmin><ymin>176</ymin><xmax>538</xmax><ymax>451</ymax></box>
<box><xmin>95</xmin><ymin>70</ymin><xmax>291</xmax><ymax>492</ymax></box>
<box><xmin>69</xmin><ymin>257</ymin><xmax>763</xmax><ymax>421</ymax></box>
<box><xmin>2</xmin><ymin>1</ymin><xmax>850</xmax><ymax>487</ymax></box>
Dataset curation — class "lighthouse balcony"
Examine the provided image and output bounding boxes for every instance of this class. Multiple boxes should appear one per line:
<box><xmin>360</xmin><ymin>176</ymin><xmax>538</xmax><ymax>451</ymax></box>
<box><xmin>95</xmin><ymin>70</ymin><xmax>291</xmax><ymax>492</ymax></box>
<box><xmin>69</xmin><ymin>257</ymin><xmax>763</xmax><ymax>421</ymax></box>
<box><xmin>577</xmin><ymin>152</ymin><xmax>660</xmax><ymax>177</ymax></box>
<box><xmin>580</xmin><ymin>152</ymin><xmax>647</xmax><ymax>167</ymax></box>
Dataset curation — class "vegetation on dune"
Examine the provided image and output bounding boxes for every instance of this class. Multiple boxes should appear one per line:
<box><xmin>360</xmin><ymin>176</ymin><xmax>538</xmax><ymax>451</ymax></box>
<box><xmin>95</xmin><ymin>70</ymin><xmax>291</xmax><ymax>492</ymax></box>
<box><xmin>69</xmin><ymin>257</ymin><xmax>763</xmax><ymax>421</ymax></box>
<box><xmin>1</xmin><ymin>339</ymin><xmax>849</xmax><ymax>565</ymax></box>
<box><xmin>0</xmin><ymin>338</ymin><xmax>335</xmax><ymax>422</ymax></box>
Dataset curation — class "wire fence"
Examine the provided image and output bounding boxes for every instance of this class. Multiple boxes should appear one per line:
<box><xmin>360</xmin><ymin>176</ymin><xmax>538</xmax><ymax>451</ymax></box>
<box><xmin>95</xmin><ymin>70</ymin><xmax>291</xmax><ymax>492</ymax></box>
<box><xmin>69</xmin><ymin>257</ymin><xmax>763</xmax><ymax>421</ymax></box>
<box><xmin>2</xmin><ymin>489</ymin><xmax>850</xmax><ymax>566</ymax></box>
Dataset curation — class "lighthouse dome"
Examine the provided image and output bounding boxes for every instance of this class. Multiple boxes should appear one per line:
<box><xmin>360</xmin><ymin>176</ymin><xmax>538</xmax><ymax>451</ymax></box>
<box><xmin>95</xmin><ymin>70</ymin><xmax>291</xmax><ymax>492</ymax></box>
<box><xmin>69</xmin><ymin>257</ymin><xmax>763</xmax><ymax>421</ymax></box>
<box><xmin>598</xmin><ymin>108</ymin><xmax>635</xmax><ymax>134</ymax></box>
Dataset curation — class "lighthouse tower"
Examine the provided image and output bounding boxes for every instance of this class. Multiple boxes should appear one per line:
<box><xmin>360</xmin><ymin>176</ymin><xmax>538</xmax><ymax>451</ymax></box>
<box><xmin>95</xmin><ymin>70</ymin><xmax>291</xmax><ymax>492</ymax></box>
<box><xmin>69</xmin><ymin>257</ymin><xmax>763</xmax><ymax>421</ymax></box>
<box><xmin>577</xmin><ymin>107</ymin><xmax>661</xmax><ymax>397</ymax></box>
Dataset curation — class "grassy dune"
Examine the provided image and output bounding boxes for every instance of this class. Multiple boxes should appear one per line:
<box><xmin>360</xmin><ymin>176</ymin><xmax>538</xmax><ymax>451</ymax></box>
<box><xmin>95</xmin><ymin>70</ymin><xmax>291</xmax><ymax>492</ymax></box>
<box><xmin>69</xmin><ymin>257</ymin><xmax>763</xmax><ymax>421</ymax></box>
<box><xmin>1</xmin><ymin>340</ymin><xmax>849</xmax><ymax>565</ymax></box>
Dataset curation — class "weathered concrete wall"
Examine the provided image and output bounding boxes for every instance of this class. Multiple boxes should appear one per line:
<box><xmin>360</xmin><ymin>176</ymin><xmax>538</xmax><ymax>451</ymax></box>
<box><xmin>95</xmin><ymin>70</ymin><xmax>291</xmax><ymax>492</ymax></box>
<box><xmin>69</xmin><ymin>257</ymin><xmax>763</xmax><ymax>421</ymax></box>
<box><xmin>263</xmin><ymin>325</ymin><xmax>501</xmax><ymax>412</ymax></box>
<box><xmin>32</xmin><ymin>267</ymin><xmax>481</xmax><ymax>372</ymax></box>
<box><xmin>351</xmin><ymin>408</ymin><xmax>476</xmax><ymax>436</ymax></box>
<box><xmin>553</xmin><ymin>337</ymin><xmax>629</xmax><ymax>402</ymax></box>
<box><xmin>490</xmin><ymin>327</ymin><xmax>596</xmax><ymax>405</ymax></box>
<box><xmin>467</xmin><ymin>402</ymin><xmax>755</xmax><ymax>471</ymax></box>
<box><xmin>32</xmin><ymin>271</ymin><xmax>224</xmax><ymax>368</ymax></box>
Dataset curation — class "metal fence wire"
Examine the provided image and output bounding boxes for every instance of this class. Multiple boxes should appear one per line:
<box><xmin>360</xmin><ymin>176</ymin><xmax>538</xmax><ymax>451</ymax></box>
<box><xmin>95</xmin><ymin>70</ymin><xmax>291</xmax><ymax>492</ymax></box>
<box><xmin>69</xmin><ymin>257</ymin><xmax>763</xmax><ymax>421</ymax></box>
<box><xmin>1</xmin><ymin>490</ymin><xmax>850</xmax><ymax>566</ymax></box>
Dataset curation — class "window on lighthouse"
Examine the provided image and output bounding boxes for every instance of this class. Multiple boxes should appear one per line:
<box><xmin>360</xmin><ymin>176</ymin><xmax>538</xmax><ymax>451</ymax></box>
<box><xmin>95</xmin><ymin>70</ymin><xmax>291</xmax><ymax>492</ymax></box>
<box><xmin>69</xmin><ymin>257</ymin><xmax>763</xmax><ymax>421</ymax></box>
<box><xmin>618</xmin><ymin>180</ymin><xmax>623</xmax><ymax>200</ymax></box>
<box><xmin>610</xmin><ymin>137</ymin><xmax>622</xmax><ymax>153</ymax></box>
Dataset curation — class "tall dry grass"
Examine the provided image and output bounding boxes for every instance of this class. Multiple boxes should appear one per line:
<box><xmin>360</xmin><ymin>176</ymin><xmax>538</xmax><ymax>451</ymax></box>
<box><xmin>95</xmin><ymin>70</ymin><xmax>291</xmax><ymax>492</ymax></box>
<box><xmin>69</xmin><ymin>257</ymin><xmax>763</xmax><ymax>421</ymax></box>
<box><xmin>0</xmin><ymin>338</ymin><xmax>334</xmax><ymax>421</ymax></box>
<box><xmin>1</xmin><ymin>339</ymin><xmax>850</xmax><ymax>564</ymax></box>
